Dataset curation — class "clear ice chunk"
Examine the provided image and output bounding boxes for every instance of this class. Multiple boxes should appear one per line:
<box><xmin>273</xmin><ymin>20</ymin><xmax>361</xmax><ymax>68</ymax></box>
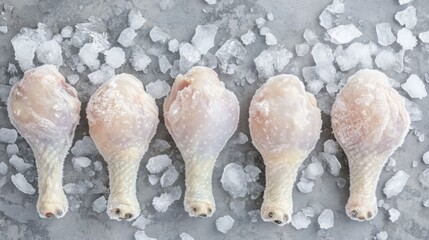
<box><xmin>160</xmin><ymin>165</ymin><xmax>179</xmax><ymax>187</ymax></box>
<box><xmin>395</xmin><ymin>6</ymin><xmax>417</xmax><ymax>29</ymax></box>
<box><xmin>419</xmin><ymin>32</ymin><xmax>429</xmax><ymax>43</ymax></box>
<box><xmin>92</xmin><ymin>196</ymin><xmax>107</xmax><ymax>213</ymax></box>
<box><xmin>11</xmin><ymin>173</ymin><xmax>35</xmax><ymax>195</ymax></box>
<box><xmin>401</xmin><ymin>74</ymin><xmax>427</xmax><ymax>99</ymax></box>
<box><xmin>158</xmin><ymin>55</ymin><xmax>172</xmax><ymax>73</ymax></box>
<box><xmin>134</xmin><ymin>230</ymin><xmax>156</xmax><ymax>240</ymax></box>
<box><xmin>376</xmin><ymin>23</ymin><xmax>396</xmax><ymax>47</ymax></box>
<box><xmin>104</xmin><ymin>47</ymin><xmax>126</xmax><ymax>68</ymax></box>
<box><xmin>88</xmin><ymin>64</ymin><xmax>115</xmax><ymax>85</ymax></box>
<box><xmin>295</xmin><ymin>43</ymin><xmax>310</xmax><ymax>57</ymax></box>
<box><xmin>146</xmin><ymin>79</ymin><xmax>171</xmax><ymax>99</ymax></box>
<box><xmin>419</xmin><ymin>168</ymin><xmax>429</xmax><ymax>188</ymax></box>
<box><xmin>221</xmin><ymin>163</ymin><xmax>247</xmax><ymax>198</ymax></box>
<box><xmin>179</xmin><ymin>233</ymin><xmax>194</xmax><ymax>240</ymax></box>
<box><xmin>297</xmin><ymin>178</ymin><xmax>315</xmax><ymax>193</ymax></box>
<box><xmin>71</xmin><ymin>136</ymin><xmax>98</xmax><ymax>157</ymax></box>
<box><xmin>320</xmin><ymin>152</ymin><xmax>341</xmax><ymax>176</ymax></box>
<box><xmin>318</xmin><ymin>209</ymin><xmax>334</xmax><ymax>229</ymax></box>
<box><xmin>319</xmin><ymin>9</ymin><xmax>334</xmax><ymax>29</ymax></box>
<box><xmin>6</xmin><ymin>144</ymin><xmax>19</xmax><ymax>157</ymax></box>
<box><xmin>302</xmin><ymin>162</ymin><xmax>324</xmax><ymax>180</ymax></box>
<box><xmin>241</xmin><ymin>30</ymin><xmax>256</xmax><ymax>45</ymax></box>
<box><xmin>291</xmin><ymin>211</ymin><xmax>311</xmax><ymax>230</ymax></box>
<box><xmin>0</xmin><ymin>162</ymin><xmax>8</xmax><ymax>175</ymax></box>
<box><xmin>0</xmin><ymin>128</ymin><xmax>18</xmax><ymax>144</ymax></box>
<box><xmin>152</xmin><ymin>186</ymin><xmax>182</xmax><ymax>213</ymax></box>
<box><xmin>132</xmin><ymin>215</ymin><xmax>153</xmax><ymax>230</ymax></box>
<box><xmin>72</xmin><ymin>157</ymin><xmax>92</xmax><ymax>171</ymax></box>
<box><xmin>327</xmin><ymin>24</ymin><xmax>362</xmax><ymax>44</ymax></box>
<box><xmin>383</xmin><ymin>170</ymin><xmax>410</xmax><ymax>198</ymax></box>
<box><xmin>397</xmin><ymin>28</ymin><xmax>417</xmax><ymax>50</ymax></box>
<box><xmin>168</xmin><ymin>39</ymin><xmax>180</xmax><ymax>53</ymax></box>
<box><xmin>375</xmin><ymin>49</ymin><xmax>405</xmax><ymax>73</ymax></box>
<box><xmin>129</xmin><ymin>9</ymin><xmax>146</xmax><ymax>30</ymax></box>
<box><xmin>254</xmin><ymin>45</ymin><xmax>293</xmax><ymax>78</ymax></box>
<box><xmin>388</xmin><ymin>208</ymin><xmax>400</xmax><ymax>222</ymax></box>
<box><xmin>146</xmin><ymin>154</ymin><xmax>172</xmax><ymax>174</ymax></box>
<box><xmin>131</xmin><ymin>47</ymin><xmax>152</xmax><ymax>72</ymax></box>
<box><xmin>9</xmin><ymin>155</ymin><xmax>32</xmax><ymax>172</ymax></box>
<box><xmin>216</xmin><ymin>215</ymin><xmax>235</xmax><ymax>233</ymax></box>
<box><xmin>36</xmin><ymin>40</ymin><xmax>63</xmax><ymax>66</ymax></box>
<box><xmin>215</xmin><ymin>38</ymin><xmax>247</xmax><ymax>73</ymax></box>
<box><xmin>117</xmin><ymin>28</ymin><xmax>137</xmax><ymax>48</ymax></box>
<box><xmin>67</xmin><ymin>74</ymin><xmax>79</xmax><ymax>85</ymax></box>
<box><xmin>150</xmin><ymin>26</ymin><xmax>170</xmax><ymax>43</ymax></box>
<box><xmin>191</xmin><ymin>24</ymin><xmax>218</xmax><ymax>54</ymax></box>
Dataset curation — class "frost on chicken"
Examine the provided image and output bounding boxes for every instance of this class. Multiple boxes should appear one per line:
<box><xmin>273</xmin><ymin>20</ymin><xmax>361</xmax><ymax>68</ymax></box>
<box><xmin>11</xmin><ymin>173</ymin><xmax>36</xmax><ymax>195</ymax></box>
<box><xmin>131</xmin><ymin>47</ymin><xmax>152</xmax><ymax>72</ymax></box>
<box><xmin>216</xmin><ymin>215</ymin><xmax>235</xmax><ymax>233</ymax></box>
<box><xmin>327</xmin><ymin>24</ymin><xmax>362</xmax><ymax>44</ymax></box>
<box><xmin>9</xmin><ymin>155</ymin><xmax>32</xmax><ymax>172</ymax></box>
<box><xmin>150</xmin><ymin>26</ymin><xmax>170</xmax><ymax>44</ymax></box>
<box><xmin>395</xmin><ymin>6</ymin><xmax>417</xmax><ymax>29</ymax></box>
<box><xmin>241</xmin><ymin>30</ymin><xmax>256</xmax><ymax>46</ymax></box>
<box><xmin>146</xmin><ymin>80</ymin><xmax>171</xmax><ymax>99</ymax></box>
<box><xmin>0</xmin><ymin>128</ymin><xmax>18</xmax><ymax>144</ymax></box>
<box><xmin>191</xmin><ymin>24</ymin><xmax>218</xmax><ymax>54</ymax></box>
<box><xmin>376</xmin><ymin>23</ymin><xmax>396</xmax><ymax>47</ymax></box>
<box><xmin>152</xmin><ymin>186</ymin><xmax>182</xmax><ymax>213</ymax></box>
<box><xmin>291</xmin><ymin>211</ymin><xmax>311</xmax><ymax>230</ymax></box>
<box><xmin>104</xmin><ymin>47</ymin><xmax>126</xmax><ymax>68</ymax></box>
<box><xmin>397</xmin><ymin>28</ymin><xmax>417</xmax><ymax>50</ymax></box>
<box><xmin>318</xmin><ymin>209</ymin><xmax>334</xmax><ymax>229</ymax></box>
<box><xmin>401</xmin><ymin>74</ymin><xmax>427</xmax><ymax>99</ymax></box>
<box><xmin>160</xmin><ymin>165</ymin><xmax>179</xmax><ymax>187</ymax></box>
<box><xmin>128</xmin><ymin>9</ymin><xmax>146</xmax><ymax>30</ymax></box>
<box><xmin>92</xmin><ymin>196</ymin><xmax>107</xmax><ymax>213</ymax></box>
<box><xmin>117</xmin><ymin>28</ymin><xmax>137</xmax><ymax>48</ymax></box>
<box><xmin>221</xmin><ymin>163</ymin><xmax>247</xmax><ymax>198</ymax></box>
<box><xmin>254</xmin><ymin>45</ymin><xmax>292</xmax><ymax>78</ymax></box>
<box><xmin>36</xmin><ymin>40</ymin><xmax>63</xmax><ymax>66</ymax></box>
<box><xmin>146</xmin><ymin>155</ymin><xmax>172</xmax><ymax>174</ymax></box>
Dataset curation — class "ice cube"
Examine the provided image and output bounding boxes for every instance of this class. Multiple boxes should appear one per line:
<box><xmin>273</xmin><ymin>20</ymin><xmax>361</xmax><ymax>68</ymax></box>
<box><xmin>148</xmin><ymin>174</ymin><xmax>159</xmax><ymax>185</ymax></box>
<box><xmin>0</xmin><ymin>84</ymin><xmax>12</xmax><ymax>104</ymax></box>
<box><xmin>291</xmin><ymin>211</ymin><xmax>311</xmax><ymax>230</ymax></box>
<box><xmin>302</xmin><ymin>162</ymin><xmax>324</xmax><ymax>180</ymax></box>
<box><xmin>191</xmin><ymin>24</ymin><xmax>218</xmax><ymax>54</ymax></box>
<box><xmin>9</xmin><ymin>155</ymin><xmax>32</xmax><ymax>172</ymax></box>
<box><xmin>267</xmin><ymin>13</ymin><xmax>274</xmax><ymax>21</ymax></box>
<box><xmin>318</xmin><ymin>209</ymin><xmax>334</xmax><ymax>229</ymax></box>
<box><xmin>412</xmin><ymin>160</ymin><xmax>418</xmax><ymax>168</ymax></box>
<box><xmin>302</xmin><ymin>207</ymin><xmax>315</xmax><ymax>217</ymax></box>
<box><xmin>255</xmin><ymin>17</ymin><xmax>266</xmax><ymax>28</ymax></box>
<box><xmin>132</xmin><ymin>215</ymin><xmax>153</xmax><ymax>230</ymax></box>
<box><xmin>6</xmin><ymin>144</ymin><xmax>19</xmax><ymax>157</ymax></box>
<box><xmin>323</xmin><ymin>139</ymin><xmax>339</xmax><ymax>155</ymax></box>
<box><xmin>104</xmin><ymin>47</ymin><xmax>125</xmax><ymax>69</ymax></box>
<box><xmin>146</xmin><ymin>79</ymin><xmax>171</xmax><ymax>99</ymax></box>
<box><xmin>240</xmin><ymin>30</ymin><xmax>255</xmax><ymax>46</ymax></box>
<box><xmin>383</xmin><ymin>170</ymin><xmax>409</xmax><ymax>198</ymax></box>
<box><xmin>401</xmin><ymin>74</ymin><xmax>427</xmax><ymax>99</ymax></box>
<box><xmin>312</xmin><ymin>43</ymin><xmax>334</xmax><ymax>66</ymax></box>
<box><xmin>0</xmin><ymin>26</ymin><xmax>8</xmax><ymax>33</ymax></box>
<box><xmin>215</xmin><ymin>38</ymin><xmax>247</xmax><ymax>72</ymax></box>
<box><xmin>216</xmin><ymin>215</ymin><xmax>235</xmax><ymax>233</ymax></box>
<box><xmin>131</xmin><ymin>47</ymin><xmax>152</xmax><ymax>72</ymax></box>
<box><xmin>388</xmin><ymin>208</ymin><xmax>400</xmax><ymax>222</ymax></box>
<box><xmin>179</xmin><ymin>233</ymin><xmax>194</xmax><ymax>240</ymax></box>
<box><xmin>79</xmin><ymin>43</ymin><xmax>101</xmax><ymax>70</ymax></box>
<box><xmin>165</xmin><ymin>39</ymin><xmax>179</xmax><ymax>54</ymax></box>
<box><xmin>376</xmin><ymin>23</ymin><xmax>396</xmax><ymax>47</ymax></box>
<box><xmin>320</xmin><ymin>153</ymin><xmax>341</xmax><ymax>176</ymax></box>
<box><xmin>423</xmin><ymin>152</ymin><xmax>429</xmax><ymax>164</ymax></box>
<box><xmin>335</xmin><ymin>42</ymin><xmax>374</xmax><ymax>71</ymax></box>
<box><xmin>399</xmin><ymin>0</ymin><xmax>413</xmax><ymax>4</ymax></box>
<box><xmin>221</xmin><ymin>163</ymin><xmax>247</xmax><ymax>198</ymax></box>
<box><xmin>35</xmin><ymin>40</ymin><xmax>63</xmax><ymax>66</ymax></box>
<box><xmin>248</xmin><ymin>210</ymin><xmax>260</xmax><ymax>223</ymax></box>
<box><xmin>419</xmin><ymin>32</ymin><xmax>429</xmax><ymax>43</ymax></box>
<box><xmin>134</xmin><ymin>230</ymin><xmax>156</xmax><ymax>240</ymax></box>
<box><xmin>297</xmin><ymin>178</ymin><xmax>315</xmax><ymax>193</ymax></box>
<box><xmin>397</xmin><ymin>28</ymin><xmax>417</xmax><ymax>50</ymax></box>
<box><xmin>146</xmin><ymin>155</ymin><xmax>172</xmax><ymax>174</ymax></box>
<box><xmin>71</xmin><ymin>136</ymin><xmax>98</xmax><ymax>157</ymax></box>
<box><xmin>205</xmin><ymin>0</ymin><xmax>216</xmax><ymax>4</ymax></box>
<box><xmin>234</xmin><ymin>132</ymin><xmax>248</xmax><ymax>145</ymax></box>
<box><xmin>303</xmin><ymin>29</ymin><xmax>319</xmax><ymax>45</ymax></box>
<box><xmin>152</xmin><ymin>139</ymin><xmax>171</xmax><ymax>153</ymax></box>
<box><xmin>395</xmin><ymin>6</ymin><xmax>417</xmax><ymax>29</ymax></box>
<box><xmin>117</xmin><ymin>28</ymin><xmax>137</xmax><ymax>48</ymax></box>
<box><xmin>72</xmin><ymin>157</ymin><xmax>91</xmax><ymax>171</ymax></box>
<box><xmin>0</xmin><ymin>162</ymin><xmax>8</xmax><ymax>175</ymax></box>
<box><xmin>295</xmin><ymin>43</ymin><xmax>310</xmax><ymax>57</ymax></box>
<box><xmin>160</xmin><ymin>165</ymin><xmax>179</xmax><ymax>187</ymax></box>
<box><xmin>0</xmin><ymin>128</ymin><xmax>17</xmax><ymax>144</ymax></box>
<box><xmin>88</xmin><ymin>64</ymin><xmax>115</xmax><ymax>85</ymax></box>
<box><xmin>265</xmin><ymin>33</ymin><xmax>277</xmax><ymax>46</ymax></box>
<box><xmin>247</xmin><ymin>182</ymin><xmax>264</xmax><ymax>200</ymax></box>
<box><xmin>375</xmin><ymin>231</ymin><xmax>388</xmax><ymax>240</ymax></box>
<box><xmin>244</xmin><ymin>165</ymin><xmax>261</xmax><ymax>183</ymax></box>
<box><xmin>327</xmin><ymin>24</ymin><xmax>362</xmax><ymax>44</ymax></box>
<box><xmin>92</xmin><ymin>196</ymin><xmax>107</xmax><ymax>213</ymax></box>
<box><xmin>11</xmin><ymin>173</ymin><xmax>35</xmax><ymax>195</ymax></box>
<box><xmin>179</xmin><ymin>42</ymin><xmax>201</xmax><ymax>72</ymax></box>
<box><xmin>327</xmin><ymin>0</ymin><xmax>345</xmax><ymax>14</ymax></box>
<box><xmin>386</xmin><ymin>157</ymin><xmax>397</xmax><ymax>171</ymax></box>
<box><xmin>128</xmin><ymin>9</ymin><xmax>146</xmax><ymax>30</ymax></box>
<box><xmin>158</xmin><ymin>55</ymin><xmax>172</xmax><ymax>73</ymax></box>
<box><xmin>418</xmin><ymin>168</ymin><xmax>429</xmax><ymax>188</ymax></box>
<box><xmin>254</xmin><ymin>45</ymin><xmax>293</xmax><ymax>78</ymax></box>
<box><xmin>375</xmin><ymin>49</ymin><xmax>405</xmax><ymax>73</ymax></box>
<box><xmin>150</xmin><ymin>26</ymin><xmax>170</xmax><ymax>43</ymax></box>
<box><xmin>259</xmin><ymin>27</ymin><xmax>270</xmax><ymax>36</ymax></box>
<box><xmin>423</xmin><ymin>199</ymin><xmax>429</xmax><ymax>207</ymax></box>
<box><xmin>93</xmin><ymin>161</ymin><xmax>103</xmax><ymax>172</ymax></box>
<box><xmin>61</xmin><ymin>26</ymin><xmax>73</xmax><ymax>38</ymax></box>
<box><xmin>319</xmin><ymin>9</ymin><xmax>334</xmax><ymax>29</ymax></box>
<box><xmin>152</xmin><ymin>186</ymin><xmax>182</xmax><ymax>212</ymax></box>
<box><xmin>8</xmin><ymin>63</ymin><xmax>18</xmax><ymax>76</ymax></box>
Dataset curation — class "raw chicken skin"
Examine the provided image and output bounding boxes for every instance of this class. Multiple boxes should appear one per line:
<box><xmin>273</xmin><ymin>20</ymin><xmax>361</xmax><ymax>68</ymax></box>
<box><xmin>7</xmin><ymin>65</ymin><xmax>81</xmax><ymax>218</ymax></box>
<box><xmin>331</xmin><ymin>69</ymin><xmax>410</xmax><ymax>221</ymax></box>
<box><xmin>87</xmin><ymin>74</ymin><xmax>159</xmax><ymax>221</ymax></box>
<box><xmin>164</xmin><ymin>66</ymin><xmax>239</xmax><ymax>217</ymax></box>
<box><xmin>249</xmin><ymin>74</ymin><xmax>322</xmax><ymax>226</ymax></box>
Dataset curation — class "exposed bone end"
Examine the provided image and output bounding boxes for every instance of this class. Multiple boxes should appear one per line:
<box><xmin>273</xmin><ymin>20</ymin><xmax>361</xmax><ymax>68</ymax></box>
<box><xmin>107</xmin><ymin>199</ymin><xmax>140</xmax><ymax>221</ymax></box>
<box><xmin>37</xmin><ymin>192</ymin><xmax>68</xmax><ymax>219</ymax></box>
<box><xmin>345</xmin><ymin>195</ymin><xmax>378</xmax><ymax>221</ymax></box>
<box><xmin>184</xmin><ymin>199</ymin><xmax>215</xmax><ymax>218</ymax></box>
<box><xmin>260</xmin><ymin>200</ymin><xmax>291</xmax><ymax>226</ymax></box>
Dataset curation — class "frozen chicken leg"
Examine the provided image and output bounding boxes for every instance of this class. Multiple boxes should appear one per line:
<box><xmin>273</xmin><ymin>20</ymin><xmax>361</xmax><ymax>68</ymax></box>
<box><xmin>7</xmin><ymin>65</ymin><xmax>81</xmax><ymax>219</ymax></box>
<box><xmin>249</xmin><ymin>74</ymin><xmax>322</xmax><ymax>226</ymax></box>
<box><xmin>87</xmin><ymin>74</ymin><xmax>159</xmax><ymax>221</ymax></box>
<box><xmin>164</xmin><ymin>66</ymin><xmax>239</xmax><ymax>217</ymax></box>
<box><xmin>331</xmin><ymin>69</ymin><xmax>410</xmax><ymax>221</ymax></box>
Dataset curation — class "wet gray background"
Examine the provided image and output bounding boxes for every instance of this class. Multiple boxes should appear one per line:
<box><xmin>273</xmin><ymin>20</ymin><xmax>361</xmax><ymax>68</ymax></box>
<box><xmin>0</xmin><ymin>0</ymin><xmax>429</xmax><ymax>239</ymax></box>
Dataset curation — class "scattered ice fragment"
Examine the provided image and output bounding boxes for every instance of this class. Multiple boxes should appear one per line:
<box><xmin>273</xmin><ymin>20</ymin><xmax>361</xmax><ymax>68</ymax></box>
<box><xmin>412</xmin><ymin>160</ymin><xmax>418</xmax><ymax>168</ymax></box>
<box><xmin>71</xmin><ymin>136</ymin><xmax>98</xmax><ymax>157</ymax></box>
<box><xmin>0</xmin><ymin>162</ymin><xmax>8</xmax><ymax>175</ymax></box>
<box><xmin>146</xmin><ymin>80</ymin><xmax>171</xmax><ymax>99</ymax></box>
<box><xmin>104</xmin><ymin>47</ymin><xmax>126</xmax><ymax>68</ymax></box>
<box><xmin>0</xmin><ymin>128</ymin><xmax>18</xmax><ymax>144</ymax></box>
<box><xmin>326</xmin><ymin>0</ymin><xmax>344</xmax><ymax>14</ymax></box>
<box><xmin>79</xmin><ymin>44</ymin><xmax>101</xmax><ymax>70</ymax></box>
<box><xmin>323</xmin><ymin>139</ymin><xmax>339</xmax><ymax>155</ymax></box>
<box><xmin>160</xmin><ymin>165</ymin><xmax>179</xmax><ymax>187</ymax></box>
<box><xmin>179</xmin><ymin>233</ymin><xmax>194</xmax><ymax>240</ymax></box>
<box><xmin>419</xmin><ymin>32</ymin><xmax>429</xmax><ymax>43</ymax></box>
<box><xmin>61</xmin><ymin>26</ymin><xmax>73</xmax><ymax>38</ymax></box>
<box><xmin>320</xmin><ymin>153</ymin><xmax>341</xmax><ymax>176</ymax></box>
<box><xmin>423</xmin><ymin>199</ymin><xmax>429</xmax><ymax>207</ymax></box>
<box><xmin>148</xmin><ymin>175</ymin><xmax>159</xmax><ymax>185</ymax></box>
<box><xmin>303</xmin><ymin>29</ymin><xmax>319</xmax><ymax>45</ymax></box>
<box><xmin>297</xmin><ymin>178</ymin><xmax>315</xmax><ymax>193</ymax></box>
<box><xmin>399</xmin><ymin>0</ymin><xmax>413</xmax><ymax>4</ymax></box>
<box><xmin>94</xmin><ymin>161</ymin><xmax>103</xmax><ymax>172</ymax></box>
<box><xmin>388</xmin><ymin>208</ymin><xmax>400</xmax><ymax>222</ymax></box>
<box><xmin>92</xmin><ymin>196</ymin><xmax>107</xmax><ymax>213</ymax></box>
<box><xmin>8</xmin><ymin>63</ymin><xmax>18</xmax><ymax>76</ymax></box>
<box><xmin>9</xmin><ymin>155</ymin><xmax>32</xmax><ymax>172</ymax></box>
<box><xmin>375</xmin><ymin>49</ymin><xmax>405</xmax><ymax>73</ymax></box>
<box><xmin>265</xmin><ymin>33</ymin><xmax>277</xmax><ymax>46</ymax></box>
<box><xmin>129</xmin><ymin>9</ymin><xmax>146</xmax><ymax>30</ymax></box>
<box><xmin>221</xmin><ymin>163</ymin><xmax>247</xmax><ymax>198</ymax></box>
<box><xmin>67</xmin><ymin>74</ymin><xmax>79</xmax><ymax>85</ymax></box>
<box><xmin>0</xmin><ymin>26</ymin><xmax>8</xmax><ymax>33</ymax></box>
<box><xmin>88</xmin><ymin>64</ymin><xmax>115</xmax><ymax>85</ymax></box>
<box><xmin>234</xmin><ymin>132</ymin><xmax>248</xmax><ymax>145</ymax></box>
<box><xmin>291</xmin><ymin>211</ymin><xmax>311</xmax><ymax>230</ymax></box>
<box><xmin>327</xmin><ymin>24</ymin><xmax>362</xmax><ymax>44</ymax></box>
<box><xmin>150</xmin><ymin>26</ymin><xmax>170</xmax><ymax>43</ymax></box>
<box><xmin>397</xmin><ymin>28</ymin><xmax>417</xmax><ymax>50</ymax></box>
<box><xmin>11</xmin><ymin>173</ymin><xmax>35</xmax><ymax>195</ymax></box>
<box><xmin>72</xmin><ymin>157</ymin><xmax>91</xmax><ymax>171</ymax></box>
<box><xmin>254</xmin><ymin>45</ymin><xmax>293</xmax><ymax>78</ymax></box>
<box><xmin>6</xmin><ymin>144</ymin><xmax>19</xmax><ymax>156</ymax></box>
<box><xmin>401</xmin><ymin>74</ymin><xmax>427</xmax><ymax>99</ymax></box>
<box><xmin>335</xmin><ymin>42</ymin><xmax>374</xmax><ymax>71</ymax></box>
<box><xmin>302</xmin><ymin>162</ymin><xmax>324</xmax><ymax>180</ymax></box>
<box><xmin>418</xmin><ymin>168</ymin><xmax>429</xmax><ymax>188</ymax></box>
<box><xmin>318</xmin><ymin>209</ymin><xmax>334</xmax><ymax>229</ymax></box>
<box><xmin>131</xmin><ymin>47</ymin><xmax>152</xmax><ymax>72</ymax></box>
<box><xmin>255</xmin><ymin>17</ymin><xmax>266</xmax><ymax>28</ymax></box>
<box><xmin>191</xmin><ymin>24</ymin><xmax>218</xmax><ymax>54</ymax></box>
<box><xmin>302</xmin><ymin>207</ymin><xmax>315</xmax><ymax>217</ymax></box>
<box><xmin>35</xmin><ymin>40</ymin><xmax>63</xmax><ymax>66</ymax></box>
<box><xmin>216</xmin><ymin>215</ymin><xmax>234</xmax><ymax>233</ymax></box>
<box><xmin>134</xmin><ymin>230</ymin><xmax>156</xmax><ymax>240</ymax></box>
<box><xmin>146</xmin><ymin>155</ymin><xmax>172</xmax><ymax>174</ymax></box>
<box><xmin>295</xmin><ymin>43</ymin><xmax>310</xmax><ymax>57</ymax></box>
<box><xmin>117</xmin><ymin>28</ymin><xmax>137</xmax><ymax>48</ymax></box>
<box><xmin>312</xmin><ymin>43</ymin><xmax>334</xmax><ymax>66</ymax></box>
<box><xmin>423</xmin><ymin>152</ymin><xmax>429</xmax><ymax>164</ymax></box>
<box><xmin>375</xmin><ymin>231</ymin><xmax>388</xmax><ymax>240</ymax></box>
<box><xmin>386</xmin><ymin>157</ymin><xmax>397</xmax><ymax>171</ymax></box>
<box><xmin>383</xmin><ymin>170</ymin><xmax>409</xmax><ymax>198</ymax></box>
<box><xmin>168</xmin><ymin>39</ymin><xmax>180</xmax><ymax>53</ymax></box>
<box><xmin>152</xmin><ymin>186</ymin><xmax>182</xmax><ymax>212</ymax></box>
<box><xmin>395</xmin><ymin>6</ymin><xmax>417</xmax><ymax>29</ymax></box>
<box><xmin>259</xmin><ymin>27</ymin><xmax>270</xmax><ymax>36</ymax></box>
<box><xmin>376</xmin><ymin>23</ymin><xmax>396</xmax><ymax>46</ymax></box>
<box><xmin>205</xmin><ymin>0</ymin><xmax>216</xmax><ymax>4</ymax></box>
<box><xmin>229</xmin><ymin>199</ymin><xmax>246</xmax><ymax>216</ymax></box>
<box><xmin>158</xmin><ymin>55</ymin><xmax>172</xmax><ymax>74</ymax></box>
<box><xmin>132</xmin><ymin>215</ymin><xmax>153</xmax><ymax>230</ymax></box>
<box><xmin>247</xmin><ymin>182</ymin><xmax>264</xmax><ymax>200</ymax></box>
<box><xmin>179</xmin><ymin>42</ymin><xmax>201</xmax><ymax>72</ymax></box>
<box><xmin>319</xmin><ymin>9</ymin><xmax>334</xmax><ymax>29</ymax></box>
<box><xmin>267</xmin><ymin>13</ymin><xmax>274</xmax><ymax>21</ymax></box>
<box><xmin>248</xmin><ymin>210</ymin><xmax>260</xmax><ymax>223</ymax></box>
<box><xmin>336</xmin><ymin>178</ymin><xmax>346</xmax><ymax>189</ymax></box>
<box><xmin>152</xmin><ymin>139</ymin><xmax>171</xmax><ymax>153</ymax></box>
<box><xmin>215</xmin><ymin>39</ymin><xmax>247</xmax><ymax>73</ymax></box>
